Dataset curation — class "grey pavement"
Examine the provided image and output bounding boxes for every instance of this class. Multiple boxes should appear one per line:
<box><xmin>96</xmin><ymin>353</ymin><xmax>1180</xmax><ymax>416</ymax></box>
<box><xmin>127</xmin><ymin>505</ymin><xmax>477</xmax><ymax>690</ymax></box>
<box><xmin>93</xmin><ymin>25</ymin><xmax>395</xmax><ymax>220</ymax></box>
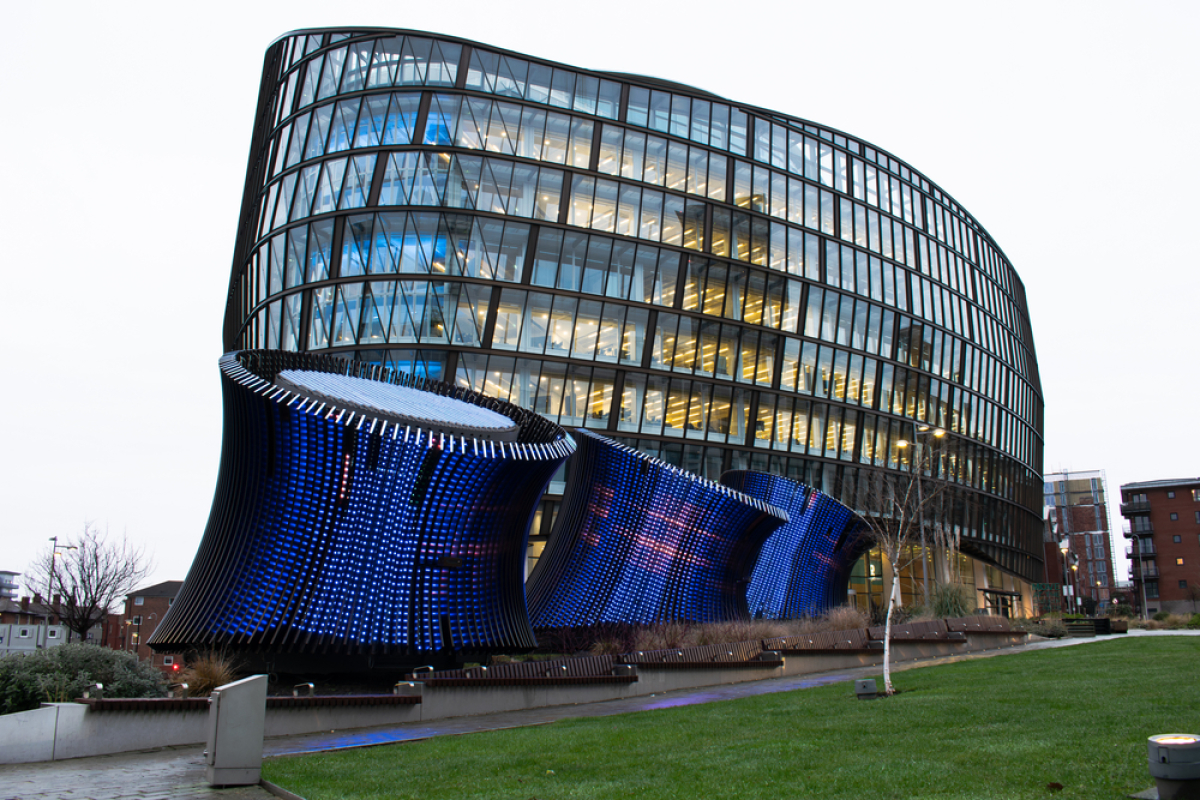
<box><xmin>2</xmin><ymin>630</ymin><xmax>1194</xmax><ymax>800</ymax></box>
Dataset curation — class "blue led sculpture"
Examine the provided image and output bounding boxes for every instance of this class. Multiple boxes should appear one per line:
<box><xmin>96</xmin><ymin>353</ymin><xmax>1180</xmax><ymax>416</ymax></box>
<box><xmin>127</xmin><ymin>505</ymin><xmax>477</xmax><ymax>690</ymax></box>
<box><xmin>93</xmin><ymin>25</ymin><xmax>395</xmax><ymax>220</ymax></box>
<box><xmin>527</xmin><ymin>431</ymin><xmax>787</xmax><ymax>627</ymax></box>
<box><xmin>149</xmin><ymin>350</ymin><xmax>573</xmax><ymax>666</ymax></box>
<box><xmin>720</xmin><ymin>471</ymin><xmax>865</xmax><ymax>619</ymax></box>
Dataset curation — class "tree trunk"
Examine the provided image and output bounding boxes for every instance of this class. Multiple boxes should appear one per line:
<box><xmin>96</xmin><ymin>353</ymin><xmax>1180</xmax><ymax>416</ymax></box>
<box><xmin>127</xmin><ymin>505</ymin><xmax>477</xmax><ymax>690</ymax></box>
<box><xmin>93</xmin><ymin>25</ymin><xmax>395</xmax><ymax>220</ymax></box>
<box><xmin>883</xmin><ymin>569</ymin><xmax>900</xmax><ymax>695</ymax></box>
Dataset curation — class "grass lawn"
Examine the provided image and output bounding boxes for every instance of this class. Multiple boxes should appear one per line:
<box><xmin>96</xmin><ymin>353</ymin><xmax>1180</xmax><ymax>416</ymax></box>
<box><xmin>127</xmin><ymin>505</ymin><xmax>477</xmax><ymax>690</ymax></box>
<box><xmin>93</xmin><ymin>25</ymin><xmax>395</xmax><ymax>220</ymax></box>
<box><xmin>263</xmin><ymin>637</ymin><xmax>1199</xmax><ymax>799</ymax></box>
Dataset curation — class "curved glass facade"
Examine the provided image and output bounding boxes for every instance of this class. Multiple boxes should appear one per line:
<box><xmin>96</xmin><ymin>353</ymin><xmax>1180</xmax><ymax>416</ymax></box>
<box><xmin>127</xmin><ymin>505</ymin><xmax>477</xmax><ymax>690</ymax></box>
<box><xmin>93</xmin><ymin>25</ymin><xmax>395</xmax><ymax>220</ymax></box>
<box><xmin>225</xmin><ymin>28</ymin><xmax>1045</xmax><ymax>585</ymax></box>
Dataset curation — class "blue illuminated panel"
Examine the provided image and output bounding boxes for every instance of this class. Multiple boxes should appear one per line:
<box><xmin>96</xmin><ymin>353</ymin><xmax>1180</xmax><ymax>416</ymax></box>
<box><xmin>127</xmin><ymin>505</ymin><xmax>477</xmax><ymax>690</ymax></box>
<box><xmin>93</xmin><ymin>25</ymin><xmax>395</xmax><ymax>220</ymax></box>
<box><xmin>527</xmin><ymin>431</ymin><xmax>787</xmax><ymax>627</ymax></box>
<box><xmin>150</xmin><ymin>350</ymin><xmax>573</xmax><ymax>658</ymax></box>
<box><xmin>721</xmin><ymin>471</ymin><xmax>864</xmax><ymax>619</ymax></box>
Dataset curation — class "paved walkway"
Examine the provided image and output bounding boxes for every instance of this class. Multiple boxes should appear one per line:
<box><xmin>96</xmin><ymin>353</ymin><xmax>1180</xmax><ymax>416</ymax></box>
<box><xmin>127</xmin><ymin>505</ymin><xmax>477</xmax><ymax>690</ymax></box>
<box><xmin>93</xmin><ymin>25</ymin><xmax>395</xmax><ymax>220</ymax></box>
<box><xmin>2</xmin><ymin>630</ymin><xmax>1193</xmax><ymax>800</ymax></box>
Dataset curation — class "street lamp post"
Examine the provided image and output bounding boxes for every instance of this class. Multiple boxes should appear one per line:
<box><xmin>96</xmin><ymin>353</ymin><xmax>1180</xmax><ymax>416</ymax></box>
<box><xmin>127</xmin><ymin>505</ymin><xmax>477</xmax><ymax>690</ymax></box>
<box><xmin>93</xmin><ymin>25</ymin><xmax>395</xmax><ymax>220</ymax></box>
<box><xmin>47</xmin><ymin>536</ymin><xmax>77</xmax><ymax>641</ymax></box>
<box><xmin>127</xmin><ymin>613</ymin><xmax>158</xmax><ymax>660</ymax></box>
<box><xmin>1075</xmin><ymin>561</ymin><xmax>1084</xmax><ymax>618</ymax></box>
<box><xmin>1059</xmin><ymin>537</ymin><xmax>1070</xmax><ymax>613</ymax></box>
<box><xmin>47</xmin><ymin>536</ymin><xmax>77</xmax><ymax>597</ymax></box>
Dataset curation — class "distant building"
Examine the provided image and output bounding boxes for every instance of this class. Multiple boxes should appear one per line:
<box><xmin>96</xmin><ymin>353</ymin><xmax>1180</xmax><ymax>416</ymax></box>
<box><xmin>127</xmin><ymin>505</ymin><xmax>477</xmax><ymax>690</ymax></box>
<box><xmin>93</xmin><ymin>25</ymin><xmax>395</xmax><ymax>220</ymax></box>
<box><xmin>1120</xmin><ymin>477</ymin><xmax>1200</xmax><ymax>616</ymax></box>
<box><xmin>1044</xmin><ymin>470</ymin><xmax>1115</xmax><ymax>612</ymax></box>
<box><xmin>0</xmin><ymin>571</ymin><xmax>19</xmax><ymax>601</ymax></box>
<box><xmin>0</xmin><ymin>597</ymin><xmax>69</xmax><ymax>655</ymax></box>
<box><xmin>110</xmin><ymin>581</ymin><xmax>183</xmax><ymax>672</ymax></box>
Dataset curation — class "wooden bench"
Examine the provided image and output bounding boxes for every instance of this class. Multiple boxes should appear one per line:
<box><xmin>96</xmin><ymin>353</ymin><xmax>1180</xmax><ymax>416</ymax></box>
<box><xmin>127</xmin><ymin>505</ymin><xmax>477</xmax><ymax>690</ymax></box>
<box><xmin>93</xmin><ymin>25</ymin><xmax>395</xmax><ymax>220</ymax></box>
<box><xmin>946</xmin><ymin>615</ymin><xmax>1021</xmax><ymax>636</ymax></box>
<box><xmin>405</xmin><ymin>655</ymin><xmax>637</xmax><ymax>687</ymax></box>
<box><xmin>866</xmin><ymin>620</ymin><xmax>965</xmax><ymax>642</ymax></box>
<box><xmin>618</xmin><ymin>640</ymin><xmax>782</xmax><ymax>669</ymax></box>
<box><xmin>762</xmin><ymin>628</ymin><xmax>880</xmax><ymax>654</ymax></box>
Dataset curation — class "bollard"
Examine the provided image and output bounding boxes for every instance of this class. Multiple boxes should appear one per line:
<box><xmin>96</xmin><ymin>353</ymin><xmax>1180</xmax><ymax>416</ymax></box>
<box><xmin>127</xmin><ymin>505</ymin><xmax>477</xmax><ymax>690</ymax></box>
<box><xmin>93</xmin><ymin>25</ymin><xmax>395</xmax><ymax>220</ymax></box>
<box><xmin>1147</xmin><ymin>734</ymin><xmax>1200</xmax><ymax>800</ymax></box>
<box><xmin>854</xmin><ymin>679</ymin><xmax>878</xmax><ymax>700</ymax></box>
<box><xmin>206</xmin><ymin>675</ymin><xmax>268</xmax><ymax>786</ymax></box>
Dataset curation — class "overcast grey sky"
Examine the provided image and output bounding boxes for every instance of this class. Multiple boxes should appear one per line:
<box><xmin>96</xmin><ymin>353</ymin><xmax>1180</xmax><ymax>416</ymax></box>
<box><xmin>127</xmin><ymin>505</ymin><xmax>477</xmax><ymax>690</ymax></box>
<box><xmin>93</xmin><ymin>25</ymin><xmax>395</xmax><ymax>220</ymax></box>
<box><xmin>1</xmin><ymin>0</ymin><xmax>1196</xmax><ymax>590</ymax></box>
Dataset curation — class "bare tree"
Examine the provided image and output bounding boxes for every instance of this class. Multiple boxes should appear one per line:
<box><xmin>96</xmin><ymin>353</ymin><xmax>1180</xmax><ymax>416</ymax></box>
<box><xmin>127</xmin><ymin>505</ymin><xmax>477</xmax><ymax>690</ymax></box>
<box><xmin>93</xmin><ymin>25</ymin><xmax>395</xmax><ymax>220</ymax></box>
<box><xmin>854</xmin><ymin>443</ymin><xmax>951</xmax><ymax>696</ymax></box>
<box><xmin>25</xmin><ymin>524</ymin><xmax>153</xmax><ymax>642</ymax></box>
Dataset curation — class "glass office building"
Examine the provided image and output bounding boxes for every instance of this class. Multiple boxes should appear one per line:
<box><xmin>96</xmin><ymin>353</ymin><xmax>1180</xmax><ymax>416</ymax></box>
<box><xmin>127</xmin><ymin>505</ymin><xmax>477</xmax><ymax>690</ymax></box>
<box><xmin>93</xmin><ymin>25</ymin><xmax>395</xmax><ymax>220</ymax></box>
<box><xmin>225</xmin><ymin>28</ymin><xmax>1045</xmax><ymax>599</ymax></box>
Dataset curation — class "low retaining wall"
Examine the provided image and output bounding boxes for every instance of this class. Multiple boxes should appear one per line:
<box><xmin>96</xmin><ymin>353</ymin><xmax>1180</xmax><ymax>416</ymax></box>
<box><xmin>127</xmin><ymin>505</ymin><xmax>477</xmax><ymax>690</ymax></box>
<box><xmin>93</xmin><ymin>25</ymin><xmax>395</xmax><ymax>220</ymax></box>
<box><xmin>0</xmin><ymin>633</ymin><xmax>1025</xmax><ymax>764</ymax></box>
<box><xmin>0</xmin><ymin>702</ymin><xmax>210</xmax><ymax>764</ymax></box>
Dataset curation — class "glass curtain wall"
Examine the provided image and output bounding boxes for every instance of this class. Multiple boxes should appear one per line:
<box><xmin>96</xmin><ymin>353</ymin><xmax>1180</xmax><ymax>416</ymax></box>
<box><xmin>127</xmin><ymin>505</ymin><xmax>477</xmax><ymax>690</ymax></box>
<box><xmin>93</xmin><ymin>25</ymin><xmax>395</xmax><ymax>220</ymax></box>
<box><xmin>224</xmin><ymin>28</ymin><xmax>1046</xmax><ymax>588</ymax></box>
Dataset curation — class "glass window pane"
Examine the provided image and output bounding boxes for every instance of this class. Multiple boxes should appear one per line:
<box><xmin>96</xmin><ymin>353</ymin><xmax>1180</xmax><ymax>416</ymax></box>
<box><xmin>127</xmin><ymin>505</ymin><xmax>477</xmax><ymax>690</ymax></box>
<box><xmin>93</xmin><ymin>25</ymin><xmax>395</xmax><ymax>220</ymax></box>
<box><xmin>598</xmin><ymin>124</ymin><xmax>623</xmax><ymax>176</ymax></box>
<box><xmin>711</xmin><ymin>208</ymin><xmax>731</xmax><ymax>258</ymax></box>
<box><xmin>573</xmin><ymin>299</ymin><xmax>601</xmax><ymax>359</ymax></box>
<box><xmin>548</xmin><ymin>295</ymin><xmax>576</xmax><ymax>353</ymax></box>
<box><xmin>622</xmin><ymin>306</ymin><xmax>647</xmax><ymax>365</ymax></box>
<box><xmin>492</xmin><ymin>288</ymin><xmax>525</xmax><ymax>350</ymax></box>
<box><xmin>520</xmin><ymin>291</ymin><xmax>552</xmax><ymax>353</ymax></box>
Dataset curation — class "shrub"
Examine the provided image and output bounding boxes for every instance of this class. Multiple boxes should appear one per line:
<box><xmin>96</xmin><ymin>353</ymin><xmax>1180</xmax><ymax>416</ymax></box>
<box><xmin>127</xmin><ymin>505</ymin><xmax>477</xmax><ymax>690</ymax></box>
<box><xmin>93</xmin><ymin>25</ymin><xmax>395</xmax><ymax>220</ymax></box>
<box><xmin>588</xmin><ymin>638</ymin><xmax>625</xmax><ymax>656</ymax></box>
<box><xmin>932</xmin><ymin>583</ymin><xmax>974</xmax><ymax>619</ymax></box>
<box><xmin>744</xmin><ymin>619</ymin><xmax>792</xmax><ymax>640</ymax></box>
<box><xmin>1188</xmin><ymin>614</ymin><xmax>1200</xmax><ymax>630</ymax></box>
<box><xmin>1108</xmin><ymin>604</ymin><xmax>1135</xmax><ymax>618</ymax></box>
<box><xmin>1010</xmin><ymin>617</ymin><xmax>1066</xmax><ymax>638</ymax></box>
<box><xmin>686</xmin><ymin>622</ymin><xmax>749</xmax><ymax>647</ymax></box>
<box><xmin>893</xmin><ymin>603</ymin><xmax>937</xmax><ymax>624</ymax></box>
<box><xmin>537</xmin><ymin>623</ymin><xmax>641</xmax><ymax>655</ymax></box>
<box><xmin>177</xmin><ymin>652</ymin><xmax>240</xmax><ymax>697</ymax></box>
<box><xmin>821</xmin><ymin>605</ymin><xmax>869</xmax><ymax>632</ymax></box>
<box><xmin>680</xmin><ymin>621</ymin><xmax>777</xmax><ymax>647</ymax></box>
<box><xmin>1153</xmin><ymin>611</ymin><xmax>1170</xmax><ymax>621</ymax></box>
<box><xmin>632</xmin><ymin>621</ymin><xmax>690</xmax><ymax>651</ymax></box>
<box><xmin>0</xmin><ymin>644</ymin><xmax>166</xmax><ymax>715</ymax></box>
<box><xmin>555</xmin><ymin>607</ymin><xmax>877</xmax><ymax>658</ymax></box>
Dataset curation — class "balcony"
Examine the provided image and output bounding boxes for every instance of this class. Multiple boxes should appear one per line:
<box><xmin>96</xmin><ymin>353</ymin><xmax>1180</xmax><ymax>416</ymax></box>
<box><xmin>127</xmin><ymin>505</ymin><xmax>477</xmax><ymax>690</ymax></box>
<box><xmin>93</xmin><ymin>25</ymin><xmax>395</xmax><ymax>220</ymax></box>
<box><xmin>1125</xmin><ymin>524</ymin><xmax>1154</xmax><ymax>536</ymax></box>
<box><xmin>1121</xmin><ymin>500</ymin><xmax>1150</xmax><ymax>515</ymax></box>
<box><xmin>1127</xmin><ymin>543</ymin><xmax>1157</xmax><ymax>558</ymax></box>
<box><xmin>1132</xmin><ymin>565</ymin><xmax>1160</xmax><ymax>580</ymax></box>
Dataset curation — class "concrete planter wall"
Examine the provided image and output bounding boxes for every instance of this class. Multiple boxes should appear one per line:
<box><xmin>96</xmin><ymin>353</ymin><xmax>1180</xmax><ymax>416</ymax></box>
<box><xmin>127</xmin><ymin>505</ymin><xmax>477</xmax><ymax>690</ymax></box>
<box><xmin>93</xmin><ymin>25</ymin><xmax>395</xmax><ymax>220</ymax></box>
<box><xmin>0</xmin><ymin>633</ymin><xmax>1024</xmax><ymax>765</ymax></box>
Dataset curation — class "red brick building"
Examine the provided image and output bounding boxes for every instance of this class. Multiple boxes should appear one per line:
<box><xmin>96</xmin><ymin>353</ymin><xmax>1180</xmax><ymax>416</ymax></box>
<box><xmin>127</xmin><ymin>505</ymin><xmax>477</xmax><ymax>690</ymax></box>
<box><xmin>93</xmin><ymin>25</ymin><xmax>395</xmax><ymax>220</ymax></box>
<box><xmin>1121</xmin><ymin>478</ymin><xmax>1200</xmax><ymax>616</ymax></box>
<box><xmin>108</xmin><ymin>581</ymin><xmax>183</xmax><ymax>672</ymax></box>
<box><xmin>1044</xmin><ymin>470</ymin><xmax>1116</xmax><ymax>612</ymax></box>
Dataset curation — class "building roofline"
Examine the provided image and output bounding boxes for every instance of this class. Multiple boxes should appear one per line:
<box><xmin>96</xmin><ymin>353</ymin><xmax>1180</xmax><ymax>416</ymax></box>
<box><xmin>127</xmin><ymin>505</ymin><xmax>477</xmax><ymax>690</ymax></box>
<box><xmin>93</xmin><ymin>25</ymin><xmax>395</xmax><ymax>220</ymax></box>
<box><xmin>128</xmin><ymin>580</ymin><xmax>184</xmax><ymax>598</ymax></box>
<box><xmin>257</xmin><ymin>27</ymin><xmax>1022</xmax><ymax>281</ymax></box>
<box><xmin>1120</xmin><ymin>478</ymin><xmax>1200</xmax><ymax>491</ymax></box>
<box><xmin>1045</xmin><ymin>470</ymin><xmax>1106</xmax><ymax>481</ymax></box>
